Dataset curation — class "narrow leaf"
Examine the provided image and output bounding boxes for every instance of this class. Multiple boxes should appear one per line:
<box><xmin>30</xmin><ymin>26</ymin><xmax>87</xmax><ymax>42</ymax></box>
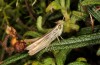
<box><xmin>88</xmin><ymin>6</ymin><xmax>100</xmax><ymax>22</ymax></box>
<box><xmin>1</xmin><ymin>53</ymin><xmax>28</xmax><ymax>65</ymax></box>
<box><xmin>23</xmin><ymin>31</ymin><xmax>42</xmax><ymax>38</ymax></box>
<box><xmin>81</xmin><ymin>0</ymin><xmax>100</xmax><ymax>5</ymax></box>
<box><xmin>47</xmin><ymin>32</ymin><xmax>100</xmax><ymax>51</ymax></box>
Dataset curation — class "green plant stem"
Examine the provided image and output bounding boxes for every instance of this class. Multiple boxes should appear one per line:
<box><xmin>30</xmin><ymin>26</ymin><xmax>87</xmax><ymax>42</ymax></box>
<box><xmin>1</xmin><ymin>53</ymin><xmax>28</xmax><ymax>65</ymax></box>
<box><xmin>46</xmin><ymin>32</ymin><xmax>100</xmax><ymax>51</ymax></box>
<box><xmin>55</xmin><ymin>49</ymin><xmax>71</xmax><ymax>65</ymax></box>
<box><xmin>3</xmin><ymin>11</ymin><xmax>9</xmax><ymax>25</ymax></box>
<box><xmin>36</xmin><ymin>16</ymin><xmax>51</xmax><ymax>33</ymax></box>
<box><xmin>65</xmin><ymin>0</ymin><xmax>70</xmax><ymax>10</ymax></box>
<box><xmin>60</xmin><ymin>0</ymin><xmax>65</xmax><ymax>8</ymax></box>
<box><xmin>88</xmin><ymin>7</ymin><xmax>100</xmax><ymax>22</ymax></box>
<box><xmin>61</xmin><ymin>9</ymin><xmax>70</xmax><ymax>21</ymax></box>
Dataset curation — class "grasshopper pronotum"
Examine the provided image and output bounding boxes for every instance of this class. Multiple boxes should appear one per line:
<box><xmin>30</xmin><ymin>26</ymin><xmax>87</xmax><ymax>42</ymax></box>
<box><xmin>25</xmin><ymin>20</ymin><xmax>63</xmax><ymax>55</ymax></box>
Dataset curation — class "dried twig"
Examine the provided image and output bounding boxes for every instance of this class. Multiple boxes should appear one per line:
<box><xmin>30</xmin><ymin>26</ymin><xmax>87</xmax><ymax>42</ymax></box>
<box><xmin>96</xmin><ymin>6</ymin><xmax>100</xmax><ymax>11</ymax></box>
<box><xmin>16</xmin><ymin>18</ymin><xmax>35</xmax><ymax>30</ymax></box>
<box><xmin>89</xmin><ymin>13</ymin><xmax>94</xmax><ymax>32</ymax></box>
<box><xmin>0</xmin><ymin>61</ymin><xmax>3</xmax><ymax>65</ymax></box>
<box><xmin>25</xmin><ymin>0</ymin><xmax>36</xmax><ymax>21</ymax></box>
<box><xmin>0</xmin><ymin>50</ymin><xmax>5</xmax><ymax>61</ymax></box>
<box><xmin>1</xmin><ymin>35</ymin><xmax>14</xmax><ymax>55</ymax></box>
<box><xmin>2</xmin><ymin>35</ymin><xmax>10</xmax><ymax>50</ymax></box>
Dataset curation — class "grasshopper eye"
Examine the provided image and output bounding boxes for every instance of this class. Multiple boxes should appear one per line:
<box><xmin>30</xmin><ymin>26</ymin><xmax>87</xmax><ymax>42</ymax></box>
<box><xmin>58</xmin><ymin>25</ymin><xmax>62</xmax><ymax>29</ymax></box>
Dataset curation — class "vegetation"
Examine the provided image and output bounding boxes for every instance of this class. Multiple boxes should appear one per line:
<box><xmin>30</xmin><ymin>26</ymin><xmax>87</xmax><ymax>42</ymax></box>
<box><xmin>0</xmin><ymin>0</ymin><xmax>100</xmax><ymax>65</ymax></box>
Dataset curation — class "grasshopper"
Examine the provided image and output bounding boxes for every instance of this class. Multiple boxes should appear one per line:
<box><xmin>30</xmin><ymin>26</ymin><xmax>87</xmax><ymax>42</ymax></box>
<box><xmin>25</xmin><ymin>20</ymin><xmax>63</xmax><ymax>55</ymax></box>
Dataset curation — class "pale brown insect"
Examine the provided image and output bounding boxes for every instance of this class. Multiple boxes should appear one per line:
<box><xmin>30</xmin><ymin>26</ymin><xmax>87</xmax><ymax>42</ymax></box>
<box><xmin>26</xmin><ymin>20</ymin><xmax>64</xmax><ymax>55</ymax></box>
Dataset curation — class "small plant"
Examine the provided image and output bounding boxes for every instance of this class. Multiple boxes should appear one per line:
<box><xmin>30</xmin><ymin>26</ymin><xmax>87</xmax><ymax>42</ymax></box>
<box><xmin>0</xmin><ymin>0</ymin><xmax>100</xmax><ymax>65</ymax></box>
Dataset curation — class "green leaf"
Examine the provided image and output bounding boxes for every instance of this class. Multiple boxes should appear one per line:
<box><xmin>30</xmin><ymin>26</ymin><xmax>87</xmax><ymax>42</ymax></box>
<box><xmin>72</xmin><ymin>11</ymin><xmax>88</xmax><ymax>21</ymax></box>
<box><xmin>65</xmin><ymin>0</ymin><xmax>70</xmax><ymax>10</ymax></box>
<box><xmin>54</xmin><ymin>49</ymin><xmax>71</xmax><ymax>65</ymax></box>
<box><xmin>76</xmin><ymin>57</ymin><xmax>87</xmax><ymax>62</ymax></box>
<box><xmin>68</xmin><ymin>62</ymin><xmax>90</xmax><ymax>65</ymax></box>
<box><xmin>46</xmin><ymin>32</ymin><xmax>100</xmax><ymax>51</ymax></box>
<box><xmin>88</xmin><ymin>6</ymin><xmax>100</xmax><ymax>22</ymax></box>
<box><xmin>46</xmin><ymin>1</ymin><xmax>61</xmax><ymax>12</ymax></box>
<box><xmin>36</xmin><ymin>16</ymin><xmax>50</xmax><ymax>33</ymax></box>
<box><xmin>42</xmin><ymin>57</ymin><xmax>55</xmax><ymax>65</ymax></box>
<box><xmin>23</xmin><ymin>31</ymin><xmax>42</xmax><ymax>38</ymax></box>
<box><xmin>0</xmin><ymin>0</ymin><xmax>6</xmax><ymax>7</ymax></box>
<box><xmin>32</xmin><ymin>60</ymin><xmax>42</xmax><ymax>65</ymax></box>
<box><xmin>59</xmin><ymin>0</ymin><xmax>66</xmax><ymax>8</ymax></box>
<box><xmin>96</xmin><ymin>47</ymin><xmax>100</xmax><ymax>56</ymax></box>
<box><xmin>1</xmin><ymin>53</ymin><xmax>28</xmax><ymax>65</ymax></box>
<box><xmin>81</xmin><ymin>0</ymin><xmax>100</xmax><ymax>6</ymax></box>
<box><xmin>68</xmin><ymin>57</ymin><xmax>89</xmax><ymax>65</ymax></box>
